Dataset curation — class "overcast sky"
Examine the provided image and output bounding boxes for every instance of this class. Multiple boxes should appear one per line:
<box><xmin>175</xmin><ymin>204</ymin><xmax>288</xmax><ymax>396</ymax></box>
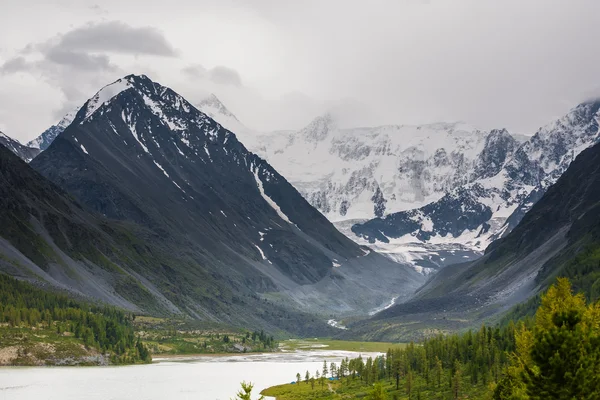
<box><xmin>1</xmin><ymin>0</ymin><xmax>599</xmax><ymax>143</ymax></box>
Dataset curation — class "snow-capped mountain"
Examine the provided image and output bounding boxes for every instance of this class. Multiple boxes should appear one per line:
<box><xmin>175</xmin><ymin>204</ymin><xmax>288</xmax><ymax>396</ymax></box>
<box><xmin>0</xmin><ymin>131</ymin><xmax>40</xmax><ymax>162</ymax></box>
<box><xmin>194</xmin><ymin>93</ymin><xmax>264</xmax><ymax>150</ymax></box>
<box><xmin>31</xmin><ymin>74</ymin><xmax>423</xmax><ymax>318</ymax></box>
<box><xmin>196</xmin><ymin>94</ymin><xmax>241</xmax><ymax>131</ymax></box>
<box><xmin>27</xmin><ymin>108</ymin><xmax>79</xmax><ymax>150</ymax></box>
<box><xmin>30</xmin><ymin>94</ymin><xmax>253</xmax><ymax>156</ymax></box>
<box><xmin>33</xmin><ymin>88</ymin><xmax>599</xmax><ymax>265</ymax></box>
<box><xmin>353</xmin><ymin>100</ymin><xmax>600</xmax><ymax>252</ymax></box>
<box><xmin>254</xmin><ymin>115</ymin><xmax>516</xmax><ymax>222</ymax></box>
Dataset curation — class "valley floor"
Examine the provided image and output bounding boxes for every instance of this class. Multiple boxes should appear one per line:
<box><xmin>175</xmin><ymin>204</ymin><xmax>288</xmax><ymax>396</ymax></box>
<box><xmin>279</xmin><ymin>338</ymin><xmax>404</xmax><ymax>353</ymax></box>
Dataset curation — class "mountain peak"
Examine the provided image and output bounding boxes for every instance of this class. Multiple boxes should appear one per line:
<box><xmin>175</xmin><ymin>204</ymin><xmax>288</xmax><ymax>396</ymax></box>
<box><xmin>123</xmin><ymin>73</ymin><xmax>151</xmax><ymax>82</ymax></box>
<box><xmin>29</xmin><ymin>74</ymin><xmax>423</xmax><ymax>321</ymax></box>
<box><xmin>56</xmin><ymin>107</ymin><xmax>80</xmax><ymax>130</ymax></box>
<box><xmin>197</xmin><ymin>93</ymin><xmax>239</xmax><ymax>121</ymax></box>
<box><xmin>487</xmin><ymin>128</ymin><xmax>512</xmax><ymax>138</ymax></box>
<box><xmin>0</xmin><ymin>130</ymin><xmax>40</xmax><ymax>162</ymax></box>
<box><xmin>573</xmin><ymin>99</ymin><xmax>600</xmax><ymax>121</ymax></box>
<box><xmin>27</xmin><ymin>107</ymin><xmax>80</xmax><ymax>150</ymax></box>
<box><xmin>32</xmin><ymin>76</ymin><xmax>250</xmax><ymax>154</ymax></box>
<box><xmin>78</xmin><ymin>74</ymin><xmax>172</xmax><ymax>122</ymax></box>
<box><xmin>300</xmin><ymin>113</ymin><xmax>336</xmax><ymax>141</ymax></box>
<box><xmin>80</xmin><ymin>76</ymin><xmax>137</xmax><ymax>121</ymax></box>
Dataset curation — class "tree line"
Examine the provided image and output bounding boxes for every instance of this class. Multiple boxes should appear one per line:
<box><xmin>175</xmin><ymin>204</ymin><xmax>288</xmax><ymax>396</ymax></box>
<box><xmin>285</xmin><ymin>278</ymin><xmax>600</xmax><ymax>399</ymax></box>
<box><xmin>294</xmin><ymin>321</ymin><xmax>514</xmax><ymax>399</ymax></box>
<box><xmin>0</xmin><ymin>274</ymin><xmax>151</xmax><ymax>364</ymax></box>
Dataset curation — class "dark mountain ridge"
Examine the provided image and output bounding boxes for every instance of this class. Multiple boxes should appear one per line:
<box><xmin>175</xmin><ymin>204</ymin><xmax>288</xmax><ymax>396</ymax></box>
<box><xmin>1</xmin><ymin>140</ymin><xmax>345</xmax><ymax>335</ymax></box>
<box><xmin>0</xmin><ymin>131</ymin><xmax>40</xmax><ymax>162</ymax></box>
<box><xmin>0</xmin><ymin>74</ymin><xmax>424</xmax><ymax>333</ymax></box>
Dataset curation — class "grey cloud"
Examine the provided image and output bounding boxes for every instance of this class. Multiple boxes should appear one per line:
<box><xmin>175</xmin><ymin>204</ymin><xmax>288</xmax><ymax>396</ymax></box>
<box><xmin>0</xmin><ymin>21</ymin><xmax>155</xmax><ymax>133</ymax></box>
<box><xmin>0</xmin><ymin>57</ymin><xmax>30</xmax><ymax>74</ymax></box>
<box><xmin>45</xmin><ymin>49</ymin><xmax>117</xmax><ymax>71</ymax></box>
<box><xmin>3</xmin><ymin>0</ymin><xmax>600</xmax><ymax>140</ymax></box>
<box><xmin>54</xmin><ymin>21</ymin><xmax>177</xmax><ymax>57</ymax></box>
<box><xmin>182</xmin><ymin>64</ymin><xmax>243</xmax><ymax>87</ymax></box>
<box><xmin>209</xmin><ymin>66</ymin><xmax>242</xmax><ymax>87</ymax></box>
<box><xmin>182</xmin><ymin>64</ymin><xmax>208</xmax><ymax>79</ymax></box>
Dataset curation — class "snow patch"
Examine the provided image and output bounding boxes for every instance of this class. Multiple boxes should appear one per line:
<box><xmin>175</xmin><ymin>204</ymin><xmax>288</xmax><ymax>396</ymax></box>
<box><xmin>252</xmin><ymin>165</ymin><xmax>295</xmax><ymax>226</ymax></box>
<box><xmin>327</xmin><ymin>319</ymin><xmax>348</xmax><ymax>330</ymax></box>
<box><xmin>84</xmin><ymin>78</ymin><xmax>133</xmax><ymax>120</ymax></box>
<box><xmin>254</xmin><ymin>245</ymin><xmax>267</xmax><ymax>260</ymax></box>
<box><xmin>153</xmin><ymin>160</ymin><xmax>170</xmax><ymax>178</ymax></box>
<box><xmin>123</xmin><ymin>111</ymin><xmax>149</xmax><ymax>153</ymax></box>
<box><xmin>174</xmin><ymin>143</ymin><xmax>185</xmax><ymax>156</ymax></box>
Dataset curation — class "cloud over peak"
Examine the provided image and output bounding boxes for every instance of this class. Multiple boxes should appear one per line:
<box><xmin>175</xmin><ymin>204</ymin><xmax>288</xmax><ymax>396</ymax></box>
<box><xmin>52</xmin><ymin>21</ymin><xmax>178</xmax><ymax>57</ymax></box>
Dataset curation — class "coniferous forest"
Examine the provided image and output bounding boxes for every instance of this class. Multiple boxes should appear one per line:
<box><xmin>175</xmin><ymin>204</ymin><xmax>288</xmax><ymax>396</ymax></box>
<box><xmin>0</xmin><ymin>274</ymin><xmax>151</xmax><ymax>365</ymax></box>
<box><xmin>261</xmin><ymin>278</ymin><xmax>600</xmax><ymax>399</ymax></box>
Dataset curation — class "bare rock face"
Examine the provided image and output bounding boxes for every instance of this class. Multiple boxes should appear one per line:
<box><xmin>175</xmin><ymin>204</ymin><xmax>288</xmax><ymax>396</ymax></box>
<box><xmin>28</xmin><ymin>108</ymin><xmax>79</xmax><ymax>151</ymax></box>
<box><xmin>0</xmin><ymin>131</ymin><xmax>40</xmax><ymax>162</ymax></box>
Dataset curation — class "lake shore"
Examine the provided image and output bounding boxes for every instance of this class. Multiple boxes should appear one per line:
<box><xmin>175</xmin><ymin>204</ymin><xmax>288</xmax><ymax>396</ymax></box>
<box><xmin>0</xmin><ymin>348</ymin><xmax>380</xmax><ymax>399</ymax></box>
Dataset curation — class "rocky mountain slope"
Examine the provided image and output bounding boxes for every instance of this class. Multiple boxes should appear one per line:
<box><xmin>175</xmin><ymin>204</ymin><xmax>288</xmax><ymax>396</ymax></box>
<box><xmin>0</xmin><ymin>131</ymin><xmax>40</xmax><ymax>162</ymax></box>
<box><xmin>342</xmin><ymin>138</ymin><xmax>600</xmax><ymax>340</ymax></box>
<box><xmin>1</xmin><ymin>140</ymin><xmax>335</xmax><ymax>336</ymax></box>
<box><xmin>27</xmin><ymin>108</ymin><xmax>79</xmax><ymax>151</ymax></box>
<box><xmin>35</xmin><ymin>93</ymin><xmax>600</xmax><ymax>274</ymax></box>
<box><xmin>26</xmin><ymin>95</ymin><xmax>248</xmax><ymax>154</ymax></box>
<box><xmin>187</xmin><ymin>97</ymin><xmax>600</xmax><ymax>270</ymax></box>
<box><xmin>253</xmin><ymin>117</ymin><xmax>500</xmax><ymax>222</ymax></box>
<box><xmin>352</xmin><ymin>101</ymin><xmax>600</xmax><ymax>253</ymax></box>
<box><xmin>21</xmin><ymin>74</ymin><xmax>422</xmax><ymax>329</ymax></box>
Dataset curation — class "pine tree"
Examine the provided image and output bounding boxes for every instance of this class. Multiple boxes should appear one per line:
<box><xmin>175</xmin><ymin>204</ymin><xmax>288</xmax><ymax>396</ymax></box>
<box><xmin>495</xmin><ymin>278</ymin><xmax>600</xmax><ymax>399</ymax></box>
<box><xmin>316</xmin><ymin>370</ymin><xmax>320</xmax><ymax>381</ymax></box>
<box><xmin>523</xmin><ymin>279</ymin><xmax>600</xmax><ymax>399</ymax></box>
<box><xmin>233</xmin><ymin>381</ymin><xmax>264</xmax><ymax>400</ymax></box>
<box><xmin>435</xmin><ymin>356</ymin><xmax>442</xmax><ymax>388</ymax></box>
<box><xmin>452</xmin><ymin>360</ymin><xmax>461</xmax><ymax>400</ymax></box>
<box><xmin>368</xmin><ymin>382</ymin><xmax>388</xmax><ymax>400</ymax></box>
<box><xmin>406</xmin><ymin>370</ymin><xmax>413</xmax><ymax>399</ymax></box>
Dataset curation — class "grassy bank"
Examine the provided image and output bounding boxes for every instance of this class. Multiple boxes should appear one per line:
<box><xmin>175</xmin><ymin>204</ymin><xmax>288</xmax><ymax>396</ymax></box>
<box><xmin>135</xmin><ymin>316</ymin><xmax>278</xmax><ymax>356</ymax></box>
<box><xmin>261</xmin><ymin>376</ymin><xmax>493</xmax><ymax>400</ymax></box>
<box><xmin>279</xmin><ymin>338</ymin><xmax>405</xmax><ymax>353</ymax></box>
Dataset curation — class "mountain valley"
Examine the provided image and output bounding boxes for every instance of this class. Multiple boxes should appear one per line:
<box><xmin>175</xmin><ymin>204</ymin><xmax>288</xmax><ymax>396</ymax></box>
<box><xmin>2</xmin><ymin>72</ymin><xmax>600</xmax><ymax>400</ymax></box>
<box><xmin>0</xmin><ymin>74</ymin><xmax>423</xmax><ymax>339</ymax></box>
<box><xmin>343</xmin><ymin>138</ymin><xmax>600</xmax><ymax>340</ymax></box>
<box><xmin>164</xmin><ymin>95</ymin><xmax>600</xmax><ymax>277</ymax></box>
